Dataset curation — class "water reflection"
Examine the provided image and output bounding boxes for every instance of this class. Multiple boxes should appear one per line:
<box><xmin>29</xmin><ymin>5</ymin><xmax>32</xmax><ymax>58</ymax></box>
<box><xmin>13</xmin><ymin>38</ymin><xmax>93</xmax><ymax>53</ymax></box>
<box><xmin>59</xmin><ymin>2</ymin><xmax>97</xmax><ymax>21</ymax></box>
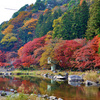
<box><xmin>68</xmin><ymin>81</ymin><xmax>82</xmax><ymax>87</ymax></box>
<box><xmin>0</xmin><ymin>76</ymin><xmax>100</xmax><ymax>100</ymax></box>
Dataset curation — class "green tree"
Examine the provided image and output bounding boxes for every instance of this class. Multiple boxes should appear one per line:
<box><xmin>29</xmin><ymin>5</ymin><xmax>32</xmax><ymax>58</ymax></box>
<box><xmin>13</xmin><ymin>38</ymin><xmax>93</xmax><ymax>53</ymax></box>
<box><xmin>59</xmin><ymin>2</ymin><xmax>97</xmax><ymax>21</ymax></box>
<box><xmin>35</xmin><ymin>10</ymin><xmax>53</xmax><ymax>37</ymax></box>
<box><xmin>33</xmin><ymin>0</ymin><xmax>46</xmax><ymax>10</ymax></box>
<box><xmin>86</xmin><ymin>0</ymin><xmax>100</xmax><ymax>40</ymax></box>
<box><xmin>38</xmin><ymin>14</ymin><xmax>43</xmax><ymax>24</ymax></box>
<box><xmin>52</xmin><ymin>1</ymin><xmax>89</xmax><ymax>40</ymax></box>
<box><xmin>52</xmin><ymin>11</ymin><xmax>73</xmax><ymax>39</ymax></box>
<box><xmin>79</xmin><ymin>0</ymin><xmax>89</xmax><ymax>37</ymax></box>
<box><xmin>18</xmin><ymin>28</ymin><xmax>33</xmax><ymax>44</ymax></box>
<box><xmin>46</xmin><ymin>0</ymin><xmax>57</xmax><ymax>7</ymax></box>
<box><xmin>71</xmin><ymin>1</ymin><xmax>89</xmax><ymax>38</ymax></box>
<box><xmin>36</xmin><ymin>9</ymin><xmax>63</xmax><ymax>38</ymax></box>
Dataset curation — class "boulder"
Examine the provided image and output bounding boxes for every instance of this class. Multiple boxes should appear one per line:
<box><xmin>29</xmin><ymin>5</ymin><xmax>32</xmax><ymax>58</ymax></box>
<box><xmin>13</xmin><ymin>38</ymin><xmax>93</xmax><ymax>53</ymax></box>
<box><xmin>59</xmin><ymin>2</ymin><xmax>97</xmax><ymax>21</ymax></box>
<box><xmin>97</xmin><ymin>71</ymin><xmax>100</xmax><ymax>74</ymax></box>
<box><xmin>49</xmin><ymin>96</ymin><xmax>57</xmax><ymax>100</ymax></box>
<box><xmin>14</xmin><ymin>90</ymin><xmax>17</xmax><ymax>93</ymax></box>
<box><xmin>1</xmin><ymin>92</ymin><xmax>7</xmax><ymax>96</ymax></box>
<box><xmin>43</xmin><ymin>74</ymin><xmax>48</xmax><ymax>77</ymax></box>
<box><xmin>42</xmin><ymin>94</ymin><xmax>48</xmax><ymax>98</ymax></box>
<box><xmin>37</xmin><ymin>94</ymin><xmax>42</xmax><ymax>98</ymax></box>
<box><xmin>58</xmin><ymin>98</ymin><xmax>63</xmax><ymax>100</ymax></box>
<box><xmin>85</xmin><ymin>80</ymin><xmax>97</xmax><ymax>86</ymax></box>
<box><xmin>10</xmin><ymin>89</ymin><xmax>14</xmax><ymax>92</ymax></box>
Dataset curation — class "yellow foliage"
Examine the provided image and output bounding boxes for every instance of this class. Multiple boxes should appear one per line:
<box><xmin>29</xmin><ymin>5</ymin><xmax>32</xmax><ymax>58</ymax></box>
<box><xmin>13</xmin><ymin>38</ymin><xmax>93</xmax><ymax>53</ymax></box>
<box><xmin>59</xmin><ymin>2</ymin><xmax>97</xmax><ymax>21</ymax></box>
<box><xmin>53</xmin><ymin>17</ymin><xmax>61</xmax><ymax>28</ymax></box>
<box><xmin>1</xmin><ymin>33</ymin><xmax>17</xmax><ymax>45</ymax></box>
<box><xmin>45</xmin><ymin>34</ymin><xmax>52</xmax><ymax>42</ymax></box>
<box><xmin>28</xmin><ymin>32</ymin><xmax>32</xmax><ymax>34</ymax></box>
<box><xmin>9</xmin><ymin>36</ymin><xmax>17</xmax><ymax>42</ymax></box>
<box><xmin>18</xmin><ymin>46</ymin><xmax>24</xmax><ymax>57</ymax></box>
<box><xmin>39</xmin><ymin>46</ymin><xmax>55</xmax><ymax>67</ymax></box>
<box><xmin>39</xmin><ymin>38</ymin><xmax>62</xmax><ymax>67</ymax></box>
<box><xmin>0</xmin><ymin>38</ymin><xmax>8</xmax><ymax>44</ymax></box>
<box><xmin>45</xmin><ymin>31</ymin><xmax>53</xmax><ymax>42</ymax></box>
<box><xmin>47</xmin><ymin>31</ymin><xmax>53</xmax><ymax>35</ymax></box>
<box><xmin>2</xmin><ymin>24</ymin><xmax>14</xmax><ymax>35</ymax></box>
<box><xmin>22</xmin><ymin>18</ymin><xmax>37</xmax><ymax>30</ymax></box>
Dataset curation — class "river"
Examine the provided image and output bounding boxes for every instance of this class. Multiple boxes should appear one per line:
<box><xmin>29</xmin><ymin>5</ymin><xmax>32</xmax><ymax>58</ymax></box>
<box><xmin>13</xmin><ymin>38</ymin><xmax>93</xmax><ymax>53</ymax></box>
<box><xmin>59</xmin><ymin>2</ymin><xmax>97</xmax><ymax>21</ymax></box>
<box><xmin>0</xmin><ymin>76</ymin><xmax>100</xmax><ymax>100</ymax></box>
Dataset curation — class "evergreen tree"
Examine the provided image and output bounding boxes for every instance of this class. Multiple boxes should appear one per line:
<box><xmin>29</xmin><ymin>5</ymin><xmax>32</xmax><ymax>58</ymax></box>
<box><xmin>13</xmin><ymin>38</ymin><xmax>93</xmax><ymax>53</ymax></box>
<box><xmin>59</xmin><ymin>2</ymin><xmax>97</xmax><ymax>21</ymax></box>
<box><xmin>35</xmin><ymin>9</ymin><xmax>62</xmax><ymax>38</ymax></box>
<box><xmin>71</xmin><ymin>0</ymin><xmax>89</xmax><ymax>38</ymax></box>
<box><xmin>52</xmin><ymin>1</ymin><xmax>89</xmax><ymax>40</ymax></box>
<box><xmin>86</xmin><ymin>0</ymin><xmax>100</xmax><ymax>40</ymax></box>
<box><xmin>52</xmin><ymin>11</ymin><xmax>73</xmax><ymax>40</ymax></box>
<box><xmin>34</xmin><ymin>0</ymin><xmax>46</xmax><ymax>10</ymax></box>
<box><xmin>80</xmin><ymin>0</ymin><xmax>89</xmax><ymax>37</ymax></box>
<box><xmin>38</xmin><ymin>14</ymin><xmax>43</xmax><ymax>24</ymax></box>
<box><xmin>35</xmin><ymin>10</ymin><xmax>53</xmax><ymax>37</ymax></box>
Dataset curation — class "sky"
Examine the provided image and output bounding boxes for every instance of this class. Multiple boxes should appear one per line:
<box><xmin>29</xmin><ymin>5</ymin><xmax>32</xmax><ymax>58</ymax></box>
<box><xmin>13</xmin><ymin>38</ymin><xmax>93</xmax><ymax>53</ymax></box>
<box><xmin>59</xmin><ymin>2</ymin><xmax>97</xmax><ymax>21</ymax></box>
<box><xmin>0</xmin><ymin>0</ymin><xmax>36</xmax><ymax>24</ymax></box>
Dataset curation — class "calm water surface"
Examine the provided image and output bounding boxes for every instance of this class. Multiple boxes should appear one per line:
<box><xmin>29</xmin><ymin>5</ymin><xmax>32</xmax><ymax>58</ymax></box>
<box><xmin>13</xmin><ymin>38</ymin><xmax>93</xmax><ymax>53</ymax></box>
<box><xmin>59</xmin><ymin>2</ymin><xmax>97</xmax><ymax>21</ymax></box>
<box><xmin>0</xmin><ymin>76</ymin><xmax>100</xmax><ymax>100</ymax></box>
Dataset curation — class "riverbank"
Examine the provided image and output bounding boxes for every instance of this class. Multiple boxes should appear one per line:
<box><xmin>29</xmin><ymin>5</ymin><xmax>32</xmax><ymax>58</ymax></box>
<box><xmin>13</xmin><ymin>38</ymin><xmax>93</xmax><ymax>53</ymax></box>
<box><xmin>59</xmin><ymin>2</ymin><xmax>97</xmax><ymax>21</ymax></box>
<box><xmin>10</xmin><ymin>70</ymin><xmax>100</xmax><ymax>82</ymax></box>
<box><xmin>0</xmin><ymin>70</ymin><xmax>100</xmax><ymax>100</ymax></box>
<box><xmin>0</xmin><ymin>94</ymin><xmax>47</xmax><ymax>100</ymax></box>
<box><xmin>0</xmin><ymin>96</ymin><xmax>6</xmax><ymax>100</ymax></box>
<box><xmin>0</xmin><ymin>69</ymin><xmax>100</xmax><ymax>81</ymax></box>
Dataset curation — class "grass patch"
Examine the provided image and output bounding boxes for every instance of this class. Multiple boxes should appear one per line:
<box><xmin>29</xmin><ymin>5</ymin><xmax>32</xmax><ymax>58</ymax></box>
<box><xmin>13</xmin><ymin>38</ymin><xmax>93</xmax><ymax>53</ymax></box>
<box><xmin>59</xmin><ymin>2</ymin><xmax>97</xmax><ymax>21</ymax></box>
<box><xmin>11</xmin><ymin>70</ymin><xmax>100</xmax><ymax>81</ymax></box>
<box><xmin>7</xmin><ymin>93</ymin><xmax>28</xmax><ymax>100</ymax></box>
<box><xmin>6</xmin><ymin>93</ymin><xmax>46</xmax><ymax>100</ymax></box>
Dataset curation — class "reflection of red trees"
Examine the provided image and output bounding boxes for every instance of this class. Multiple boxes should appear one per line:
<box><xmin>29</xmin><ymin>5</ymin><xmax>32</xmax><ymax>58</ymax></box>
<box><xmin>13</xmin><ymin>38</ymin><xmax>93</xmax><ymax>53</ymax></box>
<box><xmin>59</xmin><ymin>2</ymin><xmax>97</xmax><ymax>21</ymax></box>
<box><xmin>17</xmin><ymin>80</ymin><xmax>35</xmax><ymax>94</ymax></box>
<box><xmin>0</xmin><ymin>78</ymin><xmax>9</xmax><ymax>82</ymax></box>
<box><xmin>0</xmin><ymin>78</ymin><xmax>10</xmax><ymax>91</ymax></box>
<box><xmin>9</xmin><ymin>78</ymin><xmax>22</xmax><ymax>90</ymax></box>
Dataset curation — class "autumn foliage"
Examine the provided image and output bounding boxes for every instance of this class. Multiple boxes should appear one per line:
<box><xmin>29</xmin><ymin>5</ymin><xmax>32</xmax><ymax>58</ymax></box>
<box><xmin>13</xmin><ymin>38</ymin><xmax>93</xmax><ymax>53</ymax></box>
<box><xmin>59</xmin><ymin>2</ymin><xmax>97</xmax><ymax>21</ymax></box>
<box><xmin>0</xmin><ymin>50</ymin><xmax>10</xmax><ymax>67</ymax></box>
<box><xmin>71</xmin><ymin>36</ymin><xmax>100</xmax><ymax>70</ymax></box>
<box><xmin>2</xmin><ymin>25</ymin><xmax>14</xmax><ymax>35</ymax></box>
<box><xmin>17</xmin><ymin>35</ymin><xmax>46</xmax><ymax>67</ymax></box>
<box><xmin>80</xmin><ymin>0</ymin><xmax>84</xmax><ymax>5</ymax></box>
<box><xmin>54</xmin><ymin>40</ymin><xmax>82</xmax><ymax>68</ymax></box>
<box><xmin>0</xmin><ymin>34</ymin><xmax>100</xmax><ymax>70</ymax></box>
<box><xmin>22</xmin><ymin>18</ymin><xmax>37</xmax><ymax>32</ymax></box>
<box><xmin>11</xmin><ymin>11</ymin><xmax>32</xmax><ymax>28</ymax></box>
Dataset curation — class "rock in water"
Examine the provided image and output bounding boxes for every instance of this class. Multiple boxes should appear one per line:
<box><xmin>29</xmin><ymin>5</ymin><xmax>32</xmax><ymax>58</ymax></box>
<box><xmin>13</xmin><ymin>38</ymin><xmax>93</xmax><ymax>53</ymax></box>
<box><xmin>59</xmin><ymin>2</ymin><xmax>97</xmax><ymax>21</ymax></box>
<box><xmin>1</xmin><ymin>92</ymin><xmax>7</xmax><ymax>96</ymax></box>
<box><xmin>85</xmin><ymin>80</ymin><xmax>97</xmax><ymax>86</ymax></box>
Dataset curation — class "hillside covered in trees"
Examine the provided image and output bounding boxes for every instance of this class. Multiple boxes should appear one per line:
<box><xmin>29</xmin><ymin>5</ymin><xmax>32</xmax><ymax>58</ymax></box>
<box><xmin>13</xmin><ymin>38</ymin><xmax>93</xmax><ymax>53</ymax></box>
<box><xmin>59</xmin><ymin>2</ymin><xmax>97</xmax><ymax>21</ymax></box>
<box><xmin>0</xmin><ymin>0</ymin><xmax>100</xmax><ymax>71</ymax></box>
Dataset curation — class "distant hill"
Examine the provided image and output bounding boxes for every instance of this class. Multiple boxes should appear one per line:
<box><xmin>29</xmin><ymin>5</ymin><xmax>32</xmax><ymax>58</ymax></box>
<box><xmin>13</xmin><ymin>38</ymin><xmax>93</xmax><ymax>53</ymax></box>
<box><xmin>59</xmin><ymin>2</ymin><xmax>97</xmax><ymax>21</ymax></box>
<box><xmin>0</xmin><ymin>0</ymin><xmax>95</xmax><ymax>51</ymax></box>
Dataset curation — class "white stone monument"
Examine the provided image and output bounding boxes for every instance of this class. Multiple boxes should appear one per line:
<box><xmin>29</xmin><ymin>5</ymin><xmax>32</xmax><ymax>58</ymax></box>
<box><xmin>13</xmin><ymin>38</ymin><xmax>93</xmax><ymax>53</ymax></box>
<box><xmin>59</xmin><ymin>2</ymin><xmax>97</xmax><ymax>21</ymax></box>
<box><xmin>48</xmin><ymin>57</ymin><xmax>56</xmax><ymax>71</ymax></box>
